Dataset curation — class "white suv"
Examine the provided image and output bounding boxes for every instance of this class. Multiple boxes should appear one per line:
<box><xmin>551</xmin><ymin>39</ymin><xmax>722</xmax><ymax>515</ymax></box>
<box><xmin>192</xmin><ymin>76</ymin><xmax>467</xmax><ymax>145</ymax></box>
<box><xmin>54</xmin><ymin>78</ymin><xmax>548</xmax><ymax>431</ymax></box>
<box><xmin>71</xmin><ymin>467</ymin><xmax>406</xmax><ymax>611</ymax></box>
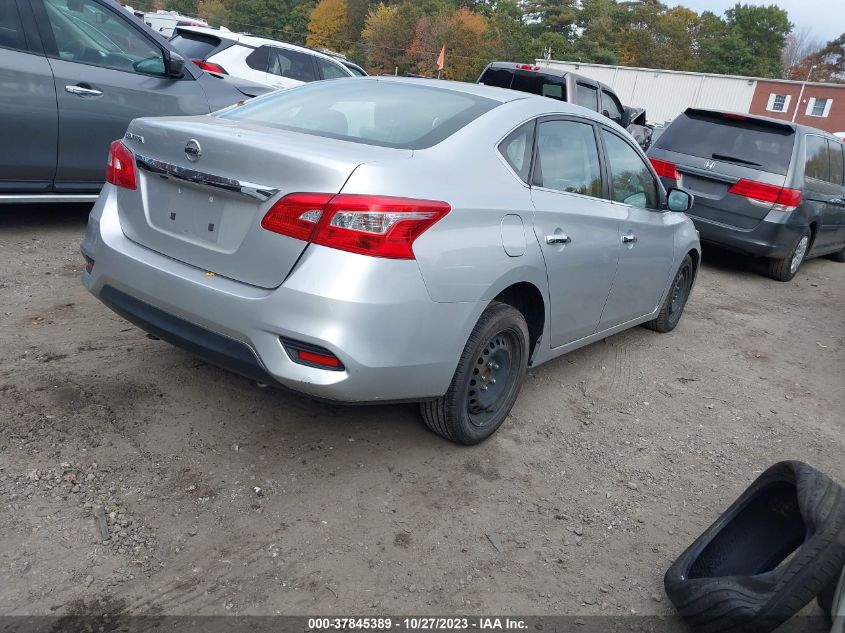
<box><xmin>169</xmin><ymin>26</ymin><xmax>361</xmax><ymax>90</ymax></box>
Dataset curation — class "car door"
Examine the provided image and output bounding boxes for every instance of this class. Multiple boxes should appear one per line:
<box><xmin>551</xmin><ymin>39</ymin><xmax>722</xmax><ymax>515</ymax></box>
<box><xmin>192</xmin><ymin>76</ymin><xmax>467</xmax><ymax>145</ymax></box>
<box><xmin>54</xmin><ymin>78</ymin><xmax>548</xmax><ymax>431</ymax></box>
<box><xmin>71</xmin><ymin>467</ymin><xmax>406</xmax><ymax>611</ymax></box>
<box><xmin>597</xmin><ymin>127</ymin><xmax>677</xmax><ymax>329</ymax></box>
<box><xmin>529</xmin><ymin>117</ymin><xmax>622</xmax><ymax>347</ymax></box>
<box><xmin>0</xmin><ymin>0</ymin><xmax>58</xmax><ymax>195</ymax></box>
<box><xmin>803</xmin><ymin>134</ymin><xmax>843</xmax><ymax>252</ymax></box>
<box><xmin>31</xmin><ymin>0</ymin><xmax>211</xmax><ymax>193</ymax></box>
<box><xmin>265</xmin><ymin>46</ymin><xmax>317</xmax><ymax>89</ymax></box>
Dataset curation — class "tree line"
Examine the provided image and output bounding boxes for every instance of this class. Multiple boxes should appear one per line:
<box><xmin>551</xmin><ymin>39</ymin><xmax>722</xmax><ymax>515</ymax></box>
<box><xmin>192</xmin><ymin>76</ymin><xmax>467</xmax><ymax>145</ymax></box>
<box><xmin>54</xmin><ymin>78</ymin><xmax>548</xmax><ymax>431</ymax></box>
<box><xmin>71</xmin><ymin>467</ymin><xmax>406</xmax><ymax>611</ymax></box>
<box><xmin>144</xmin><ymin>0</ymin><xmax>844</xmax><ymax>84</ymax></box>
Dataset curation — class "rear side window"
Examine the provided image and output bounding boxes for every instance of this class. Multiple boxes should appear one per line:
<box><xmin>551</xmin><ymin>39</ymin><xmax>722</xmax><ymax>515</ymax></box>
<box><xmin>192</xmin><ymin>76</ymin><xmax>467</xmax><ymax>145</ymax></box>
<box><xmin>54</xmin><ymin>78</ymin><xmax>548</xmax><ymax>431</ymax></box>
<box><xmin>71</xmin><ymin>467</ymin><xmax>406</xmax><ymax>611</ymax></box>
<box><xmin>0</xmin><ymin>0</ymin><xmax>27</xmax><ymax>51</ymax></box>
<box><xmin>805</xmin><ymin>135</ymin><xmax>830</xmax><ymax>182</ymax></box>
<box><xmin>601</xmin><ymin>129</ymin><xmax>658</xmax><ymax>209</ymax></box>
<box><xmin>829</xmin><ymin>140</ymin><xmax>845</xmax><ymax>186</ymax></box>
<box><xmin>534</xmin><ymin>120</ymin><xmax>602</xmax><ymax>197</ymax></box>
<box><xmin>575</xmin><ymin>83</ymin><xmax>598</xmax><ymax>110</ymax></box>
<box><xmin>498</xmin><ymin>121</ymin><xmax>535</xmax><ymax>183</ymax></box>
<box><xmin>220</xmin><ymin>80</ymin><xmax>499</xmax><ymax>150</ymax></box>
<box><xmin>655</xmin><ymin>112</ymin><xmax>795</xmax><ymax>176</ymax></box>
<box><xmin>169</xmin><ymin>31</ymin><xmax>221</xmax><ymax>60</ymax></box>
<box><xmin>316</xmin><ymin>57</ymin><xmax>348</xmax><ymax>80</ymax></box>
<box><xmin>245</xmin><ymin>45</ymin><xmax>269</xmax><ymax>71</ymax></box>
<box><xmin>269</xmin><ymin>47</ymin><xmax>316</xmax><ymax>82</ymax></box>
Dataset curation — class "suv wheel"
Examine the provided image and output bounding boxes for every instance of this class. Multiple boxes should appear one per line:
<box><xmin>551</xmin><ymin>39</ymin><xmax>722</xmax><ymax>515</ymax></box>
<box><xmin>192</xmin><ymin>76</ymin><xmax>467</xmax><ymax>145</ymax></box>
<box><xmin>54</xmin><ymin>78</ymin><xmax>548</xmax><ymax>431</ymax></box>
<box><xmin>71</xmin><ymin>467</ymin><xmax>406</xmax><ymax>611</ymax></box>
<box><xmin>767</xmin><ymin>229</ymin><xmax>810</xmax><ymax>282</ymax></box>
<box><xmin>420</xmin><ymin>301</ymin><xmax>528</xmax><ymax>445</ymax></box>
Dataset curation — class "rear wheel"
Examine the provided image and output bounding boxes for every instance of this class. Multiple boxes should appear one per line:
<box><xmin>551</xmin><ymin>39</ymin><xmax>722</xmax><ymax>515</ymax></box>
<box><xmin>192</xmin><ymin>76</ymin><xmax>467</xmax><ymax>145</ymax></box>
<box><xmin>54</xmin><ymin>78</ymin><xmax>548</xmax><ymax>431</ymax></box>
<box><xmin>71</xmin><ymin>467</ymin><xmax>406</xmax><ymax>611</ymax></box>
<box><xmin>643</xmin><ymin>254</ymin><xmax>694</xmax><ymax>333</ymax></box>
<box><xmin>768</xmin><ymin>229</ymin><xmax>810</xmax><ymax>281</ymax></box>
<box><xmin>420</xmin><ymin>302</ymin><xmax>528</xmax><ymax>445</ymax></box>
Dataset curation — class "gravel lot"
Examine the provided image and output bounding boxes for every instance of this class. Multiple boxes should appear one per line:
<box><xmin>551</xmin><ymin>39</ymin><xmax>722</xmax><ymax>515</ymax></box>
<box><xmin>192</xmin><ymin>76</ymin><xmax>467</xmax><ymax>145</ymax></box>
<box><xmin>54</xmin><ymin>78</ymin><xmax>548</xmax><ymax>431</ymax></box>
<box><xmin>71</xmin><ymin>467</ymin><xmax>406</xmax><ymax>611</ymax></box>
<box><xmin>1</xmin><ymin>204</ymin><xmax>843</xmax><ymax>621</ymax></box>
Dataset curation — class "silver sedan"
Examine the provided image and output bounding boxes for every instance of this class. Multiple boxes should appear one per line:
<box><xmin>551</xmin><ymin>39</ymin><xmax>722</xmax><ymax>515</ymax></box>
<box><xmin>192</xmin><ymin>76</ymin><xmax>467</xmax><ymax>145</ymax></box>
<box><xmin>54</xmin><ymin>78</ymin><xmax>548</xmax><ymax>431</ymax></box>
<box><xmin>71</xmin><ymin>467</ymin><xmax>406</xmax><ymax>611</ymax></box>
<box><xmin>81</xmin><ymin>77</ymin><xmax>700</xmax><ymax>444</ymax></box>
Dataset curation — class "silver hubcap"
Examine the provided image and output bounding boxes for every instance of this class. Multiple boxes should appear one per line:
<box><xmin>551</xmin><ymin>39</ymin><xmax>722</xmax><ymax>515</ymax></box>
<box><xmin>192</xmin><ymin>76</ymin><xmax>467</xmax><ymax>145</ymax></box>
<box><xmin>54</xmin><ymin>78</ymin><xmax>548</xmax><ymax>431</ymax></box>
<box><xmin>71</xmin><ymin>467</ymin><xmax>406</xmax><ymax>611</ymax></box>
<box><xmin>790</xmin><ymin>235</ymin><xmax>809</xmax><ymax>274</ymax></box>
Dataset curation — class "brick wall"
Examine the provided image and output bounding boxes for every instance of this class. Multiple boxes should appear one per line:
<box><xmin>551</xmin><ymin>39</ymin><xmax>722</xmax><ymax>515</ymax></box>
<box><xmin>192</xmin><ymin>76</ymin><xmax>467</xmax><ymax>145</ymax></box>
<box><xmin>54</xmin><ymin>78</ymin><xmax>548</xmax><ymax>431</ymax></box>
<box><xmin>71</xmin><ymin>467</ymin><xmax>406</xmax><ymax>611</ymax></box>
<box><xmin>749</xmin><ymin>80</ymin><xmax>845</xmax><ymax>133</ymax></box>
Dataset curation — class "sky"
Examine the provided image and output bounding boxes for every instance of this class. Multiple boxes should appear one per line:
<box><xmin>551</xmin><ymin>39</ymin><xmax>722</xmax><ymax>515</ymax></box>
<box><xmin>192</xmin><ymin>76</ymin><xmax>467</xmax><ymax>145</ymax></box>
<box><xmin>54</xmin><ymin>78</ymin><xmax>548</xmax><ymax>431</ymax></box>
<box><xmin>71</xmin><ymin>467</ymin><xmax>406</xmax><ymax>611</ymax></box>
<box><xmin>668</xmin><ymin>0</ymin><xmax>844</xmax><ymax>43</ymax></box>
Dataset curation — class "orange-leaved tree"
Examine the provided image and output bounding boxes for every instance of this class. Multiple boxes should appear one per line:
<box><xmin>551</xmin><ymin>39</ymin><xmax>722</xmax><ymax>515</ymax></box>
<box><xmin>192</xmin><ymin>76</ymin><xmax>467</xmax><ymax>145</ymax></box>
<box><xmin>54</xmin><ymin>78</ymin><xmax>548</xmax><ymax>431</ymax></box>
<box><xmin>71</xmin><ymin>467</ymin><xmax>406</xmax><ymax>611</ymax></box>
<box><xmin>306</xmin><ymin>0</ymin><xmax>351</xmax><ymax>54</ymax></box>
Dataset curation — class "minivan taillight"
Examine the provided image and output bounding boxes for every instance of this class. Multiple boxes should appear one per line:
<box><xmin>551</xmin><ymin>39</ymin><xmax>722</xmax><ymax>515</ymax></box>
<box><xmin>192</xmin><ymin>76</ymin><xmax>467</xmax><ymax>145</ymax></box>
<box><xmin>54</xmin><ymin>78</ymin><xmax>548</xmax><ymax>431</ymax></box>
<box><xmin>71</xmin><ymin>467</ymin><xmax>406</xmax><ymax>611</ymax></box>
<box><xmin>728</xmin><ymin>179</ymin><xmax>802</xmax><ymax>212</ymax></box>
<box><xmin>649</xmin><ymin>157</ymin><xmax>680</xmax><ymax>181</ymax></box>
<box><xmin>261</xmin><ymin>193</ymin><xmax>451</xmax><ymax>259</ymax></box>
<box><xmin>106</xmin><ymin>140</ymin><xmax>137</xmax><ymax>190</ymax></box>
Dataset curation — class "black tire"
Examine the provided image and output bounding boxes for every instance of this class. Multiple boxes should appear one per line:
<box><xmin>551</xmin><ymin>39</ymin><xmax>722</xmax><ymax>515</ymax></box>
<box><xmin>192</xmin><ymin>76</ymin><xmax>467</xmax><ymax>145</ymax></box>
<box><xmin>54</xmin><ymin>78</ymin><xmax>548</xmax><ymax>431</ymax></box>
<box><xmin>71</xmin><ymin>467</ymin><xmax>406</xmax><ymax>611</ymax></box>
<box><xmin>643</xmin><ymin>254</ymin><xmax>694</xmax><ymax>333</ymax></box>
<box><xmin>767</xmin><ymin>229</ymin><xmax>811</xmax><ymax>282</ymax></box>
<box><xmin>420</xmin><ymin>301</ymin><xmax>528</xmax><ymax>445</ymax></box>
<box><xmin>827</xmin><ymin>245</ymin><xmax>845</xmax><ymax>263</ymax></box>
<box><xmin>664</xmin><ymin>461</ymin><xmax>845</xmax><ymax>633</ymax></box>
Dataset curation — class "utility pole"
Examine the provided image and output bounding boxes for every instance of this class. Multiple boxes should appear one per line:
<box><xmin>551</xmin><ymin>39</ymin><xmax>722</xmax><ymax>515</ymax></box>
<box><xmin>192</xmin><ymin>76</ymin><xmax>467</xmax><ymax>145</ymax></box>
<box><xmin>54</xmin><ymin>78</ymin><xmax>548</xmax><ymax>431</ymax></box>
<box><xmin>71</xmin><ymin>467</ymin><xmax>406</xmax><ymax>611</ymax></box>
<box><xmin>792</xmin><ymin>64</ymin><xmax>817</xmax><ymax>123</ymax></box>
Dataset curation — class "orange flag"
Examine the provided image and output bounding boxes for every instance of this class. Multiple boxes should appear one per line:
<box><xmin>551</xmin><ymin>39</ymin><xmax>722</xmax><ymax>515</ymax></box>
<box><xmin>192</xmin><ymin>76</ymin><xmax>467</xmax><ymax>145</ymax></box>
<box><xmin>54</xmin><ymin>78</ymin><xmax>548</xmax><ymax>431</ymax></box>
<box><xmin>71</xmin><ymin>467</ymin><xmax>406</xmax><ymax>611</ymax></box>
<box><xmin>436</xmin><ymin>45</ymin><xmax>445</xmax><ymax>71</ymax></box>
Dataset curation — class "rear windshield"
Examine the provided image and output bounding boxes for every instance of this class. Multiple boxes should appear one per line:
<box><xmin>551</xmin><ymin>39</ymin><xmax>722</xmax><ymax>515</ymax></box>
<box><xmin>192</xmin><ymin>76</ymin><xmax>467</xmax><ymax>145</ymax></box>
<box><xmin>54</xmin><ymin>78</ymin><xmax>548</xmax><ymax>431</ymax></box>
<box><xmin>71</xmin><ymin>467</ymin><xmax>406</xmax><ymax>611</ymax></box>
<box><xmin>169</xmin><ymin>32</ymin><xmax>221</xmax><ymax>60</ymax></box>
<box><xmin>479</xmin><ymin>67</ymin><xmax>567</xmax><ymax>100</ymax></box>
<box><xmin>218</xmin><ymin>80</ymin><xmax>499</xmax><ymax>150</ymax></box>
<box><xmin>654</xmin><ymin>112</ymin><xmax>795</xmax><ymax>175</ymax></box>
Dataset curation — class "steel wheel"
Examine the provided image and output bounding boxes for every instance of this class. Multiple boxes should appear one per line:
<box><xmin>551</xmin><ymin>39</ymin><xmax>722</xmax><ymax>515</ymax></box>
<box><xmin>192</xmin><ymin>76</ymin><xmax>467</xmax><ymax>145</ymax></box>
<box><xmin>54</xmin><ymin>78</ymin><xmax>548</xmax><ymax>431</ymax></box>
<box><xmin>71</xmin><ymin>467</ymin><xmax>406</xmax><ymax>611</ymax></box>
<box><xmin>465</xmin><ymin>329</ymin><xmax>522</xmax><ymax>428</ymax></box>
<box><xmin>667</xmin><ymin>261</ymin><xmax>693</xmax><ymax>327</ymax></box>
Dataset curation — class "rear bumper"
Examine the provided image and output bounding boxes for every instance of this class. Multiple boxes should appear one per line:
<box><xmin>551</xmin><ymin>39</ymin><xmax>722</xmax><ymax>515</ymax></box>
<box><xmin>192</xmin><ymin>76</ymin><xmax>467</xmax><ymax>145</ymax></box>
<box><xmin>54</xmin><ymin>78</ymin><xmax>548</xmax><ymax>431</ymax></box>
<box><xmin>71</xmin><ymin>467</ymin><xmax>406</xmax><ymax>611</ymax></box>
<box><xmin>81</xmin><ymin>186</ymin><xmax>484</xmax><ymax>403</ymax></box>
<box><xmin>688</xmin><ymin>212</ymin><xmax>803</xmax><ymax>258</ymax></box>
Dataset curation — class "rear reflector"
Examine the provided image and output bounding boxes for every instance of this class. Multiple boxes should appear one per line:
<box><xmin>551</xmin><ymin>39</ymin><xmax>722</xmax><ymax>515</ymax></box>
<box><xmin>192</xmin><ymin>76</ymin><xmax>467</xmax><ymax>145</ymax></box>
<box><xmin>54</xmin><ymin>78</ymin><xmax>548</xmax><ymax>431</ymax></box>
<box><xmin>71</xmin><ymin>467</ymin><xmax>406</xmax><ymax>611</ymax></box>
<box><xmin>83</xmin><ymin>254</ymin><xmax>94</xmax><ymax>274</ymax></box>
<box><xmin>105</xmin><ymin>140</ymin><xmax>137</xmax><ymax>190</ymax></box>
<box><xmin>192</xmin><ymin>59</ymin><xmax>227</xmax><ymax>74</ymax></box>
<box><xmin>281</xmin><ymin>337</ymin><xmax>344</xmax><ymax>371</ymax></box>
<box><xmin>261</xmin><ymin>193</ymin><xmax>451</xmax><ymax>259</ymax></box>
<box><xmin>649</xmin><ymin>157</ymin><xmax>681</xmax><ymax>181</ymax></box>
<box><xmin>728</xmin><ymin>179</ymin><xmax>802</xmax><ymax>211</ymax></box>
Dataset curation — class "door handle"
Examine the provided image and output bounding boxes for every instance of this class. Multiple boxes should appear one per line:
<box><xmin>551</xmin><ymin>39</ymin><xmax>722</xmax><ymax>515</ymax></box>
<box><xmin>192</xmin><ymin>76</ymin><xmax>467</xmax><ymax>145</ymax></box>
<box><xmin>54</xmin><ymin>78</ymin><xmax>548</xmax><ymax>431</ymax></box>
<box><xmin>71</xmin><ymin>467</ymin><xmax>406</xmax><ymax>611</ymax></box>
<box><xmin>546</xmin><ymin>234</ymin><xmax>572</xmax><ymax>245</ymax></box>
<box><xmin>65</xmin><ymin>84</ymin><xmax>103</xmax><ymax>97</ymax></box>
<box><xmin>622</xmin><ymin>234</ymin><xmax>638</xmax><ymax>244</ymax></box>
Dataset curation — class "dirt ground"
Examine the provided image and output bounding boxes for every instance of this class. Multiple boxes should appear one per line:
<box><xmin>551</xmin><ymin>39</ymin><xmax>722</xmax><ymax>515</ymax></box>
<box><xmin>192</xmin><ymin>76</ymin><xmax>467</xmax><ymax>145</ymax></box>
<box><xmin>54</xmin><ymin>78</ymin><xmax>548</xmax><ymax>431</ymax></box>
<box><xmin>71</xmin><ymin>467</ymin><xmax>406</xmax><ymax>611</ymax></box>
<box><xmin>1</xmin><ymin>204</ymin><xmax>843</xmax><ymax>622</ymax></box>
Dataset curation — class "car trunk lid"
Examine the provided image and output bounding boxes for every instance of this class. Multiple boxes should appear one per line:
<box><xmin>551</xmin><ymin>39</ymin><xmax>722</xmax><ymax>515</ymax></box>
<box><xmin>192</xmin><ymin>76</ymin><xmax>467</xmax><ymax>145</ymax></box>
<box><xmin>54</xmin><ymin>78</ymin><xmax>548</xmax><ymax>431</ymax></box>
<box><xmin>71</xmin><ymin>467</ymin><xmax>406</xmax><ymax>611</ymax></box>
<box><xmin>117</xmin><ymin>115</ymin><xmax>410</xmax><ymax>288</ymax></box>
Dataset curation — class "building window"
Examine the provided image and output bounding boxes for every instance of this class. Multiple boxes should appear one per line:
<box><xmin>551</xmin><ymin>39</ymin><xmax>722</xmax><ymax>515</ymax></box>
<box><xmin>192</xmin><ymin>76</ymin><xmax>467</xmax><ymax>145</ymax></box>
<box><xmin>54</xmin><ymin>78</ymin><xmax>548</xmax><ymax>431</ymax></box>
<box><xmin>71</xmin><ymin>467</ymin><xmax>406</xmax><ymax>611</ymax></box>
<box><xmin>767</xmin><ymin>93</ymin><xmax>790</xmax><ymax>113</ymax></box>
<box><xmin>806</xmin><ymin>97</ymin><xmax>832</xmax><ymax>118</ymax></box>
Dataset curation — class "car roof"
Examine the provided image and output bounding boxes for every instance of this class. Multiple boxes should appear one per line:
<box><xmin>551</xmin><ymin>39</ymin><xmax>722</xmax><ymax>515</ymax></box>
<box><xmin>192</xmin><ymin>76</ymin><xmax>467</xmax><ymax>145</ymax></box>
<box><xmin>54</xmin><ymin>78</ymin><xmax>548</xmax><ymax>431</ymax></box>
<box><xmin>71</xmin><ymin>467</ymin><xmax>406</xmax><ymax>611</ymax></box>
<box><xmin>173</xmin><ymin>25</ymin><xmax>348</xmax><ymax>66</ymax></box>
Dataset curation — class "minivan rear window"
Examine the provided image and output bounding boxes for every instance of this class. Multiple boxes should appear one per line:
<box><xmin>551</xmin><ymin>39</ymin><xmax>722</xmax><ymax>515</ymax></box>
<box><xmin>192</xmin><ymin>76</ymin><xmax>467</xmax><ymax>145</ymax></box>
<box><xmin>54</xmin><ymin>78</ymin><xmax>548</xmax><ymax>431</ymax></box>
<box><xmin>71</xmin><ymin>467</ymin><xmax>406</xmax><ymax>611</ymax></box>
<box><xmin>170</xmin><ymin>31</ymin><xmax>221</xmax><ymax>60</ymax></box>
<box><xmin>654</xmin><ymin>112</ymin><xmax>795</xmax><ymax>176</ymax></box>
<box><xmin>219</xmin><ymin>80</ymin><xmax>499</xmax><ymax>150</ymax></box>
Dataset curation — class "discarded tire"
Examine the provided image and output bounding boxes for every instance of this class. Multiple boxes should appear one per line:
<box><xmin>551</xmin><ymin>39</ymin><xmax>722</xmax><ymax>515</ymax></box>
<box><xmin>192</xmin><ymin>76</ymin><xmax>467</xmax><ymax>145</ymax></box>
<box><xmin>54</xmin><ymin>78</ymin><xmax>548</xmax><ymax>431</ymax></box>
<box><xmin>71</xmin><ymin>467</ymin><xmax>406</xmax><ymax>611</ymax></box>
<box><xmin>664</xmin><ymin>460</ymin><xmax>845</xmax><ymax>633</ymax></box>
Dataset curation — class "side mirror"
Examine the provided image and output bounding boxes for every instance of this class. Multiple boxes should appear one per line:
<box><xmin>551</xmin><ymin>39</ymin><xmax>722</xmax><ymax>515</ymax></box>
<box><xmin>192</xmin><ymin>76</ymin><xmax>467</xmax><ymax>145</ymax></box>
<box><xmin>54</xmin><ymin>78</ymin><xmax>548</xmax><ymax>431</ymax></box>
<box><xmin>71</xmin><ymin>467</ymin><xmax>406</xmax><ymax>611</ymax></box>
<box><xmin>166</xmin><ymin>52</ymin><xmax>186</xmax><ymax>78</ymax></box>
<box><xmin>667</xmin><ymin>188</ymin><xmax>693</xmax><ymax>212</ymax></box>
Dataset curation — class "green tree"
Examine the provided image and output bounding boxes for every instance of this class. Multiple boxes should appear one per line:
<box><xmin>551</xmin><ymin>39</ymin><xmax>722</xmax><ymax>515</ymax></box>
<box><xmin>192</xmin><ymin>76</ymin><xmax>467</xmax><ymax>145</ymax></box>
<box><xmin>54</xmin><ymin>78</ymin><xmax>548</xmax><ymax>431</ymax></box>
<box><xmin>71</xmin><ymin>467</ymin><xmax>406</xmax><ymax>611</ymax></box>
<box><xmin>361</xmin><ymin>2</ymin><xmax>418</xmax><ymax>74</ymax></box>
<box><xmin>164</xmin><ymin>0</ymin><xmax>198</xmax><ymax>15</ymax></box>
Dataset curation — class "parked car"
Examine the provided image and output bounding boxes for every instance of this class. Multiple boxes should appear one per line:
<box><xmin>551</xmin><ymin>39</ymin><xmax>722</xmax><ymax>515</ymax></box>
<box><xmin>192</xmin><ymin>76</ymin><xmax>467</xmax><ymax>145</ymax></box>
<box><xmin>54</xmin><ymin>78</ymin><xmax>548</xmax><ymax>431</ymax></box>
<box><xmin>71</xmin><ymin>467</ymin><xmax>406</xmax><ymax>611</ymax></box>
<box><xmin>80</xmin><ymin>78</ymin><xmax>699</xmax><ymax>444</ymax></box>
<box><xmin>0</xmin><ymin>0</ymin><xmax>270</xmax><ymax>203</ymax></box>
<box><xmin>648</xmin><ymin>108</ymin><xmax>845</xmax><ymax>281</ymax></box>
<box><xmin>477</xmin><ymin>61</ymin><xmax>654</xmax><ymax>149</ymax></box>
<box><xmin>169</xmin><ymin>25</ymin><xmax>358</xmax><ymax>89</ymax></box>
<box><xmin>142</xmin><ymin>9</ymin><xmax>207</xmax><ymax>38</ymax></box>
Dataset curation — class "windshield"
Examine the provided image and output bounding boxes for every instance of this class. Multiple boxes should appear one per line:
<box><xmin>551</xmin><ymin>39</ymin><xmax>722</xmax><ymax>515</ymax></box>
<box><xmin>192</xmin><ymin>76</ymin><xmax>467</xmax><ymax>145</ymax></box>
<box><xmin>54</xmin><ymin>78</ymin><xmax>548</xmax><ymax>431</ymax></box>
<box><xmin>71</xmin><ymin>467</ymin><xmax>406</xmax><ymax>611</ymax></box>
<box><xmin>655</xmin><ymin>111</ymin><xmax>795</xmax><ymax>175</ymax></box>
<box><xmin>219</xmin><ymin>80</ymin><xmax>500</xmax><ymax>150</ymax></box>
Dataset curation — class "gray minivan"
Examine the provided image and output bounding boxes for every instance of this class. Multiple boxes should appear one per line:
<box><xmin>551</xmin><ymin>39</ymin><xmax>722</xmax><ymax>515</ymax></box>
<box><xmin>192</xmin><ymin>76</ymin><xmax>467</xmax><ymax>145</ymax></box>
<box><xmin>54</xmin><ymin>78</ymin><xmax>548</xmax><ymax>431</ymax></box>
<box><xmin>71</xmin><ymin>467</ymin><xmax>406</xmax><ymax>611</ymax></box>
<box><xmin>648</xmin><ymin>108</ymin><xmax>845</xmax><ymax>281</ymax></box>
<box><xmin>0</xmin><ymin>0</ymin><xmax>268</xmax><ymax>203</ymax></box>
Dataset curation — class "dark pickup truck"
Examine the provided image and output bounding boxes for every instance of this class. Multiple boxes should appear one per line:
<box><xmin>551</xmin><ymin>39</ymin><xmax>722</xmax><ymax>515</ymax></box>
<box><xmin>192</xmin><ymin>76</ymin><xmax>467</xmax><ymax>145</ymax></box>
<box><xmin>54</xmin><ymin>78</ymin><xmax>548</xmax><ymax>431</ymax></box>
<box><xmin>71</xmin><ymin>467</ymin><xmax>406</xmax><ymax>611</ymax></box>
<box><xmin>478</xmin><ymin>61</ymin><xmax>652</xmax><ymax>149</ymax></box>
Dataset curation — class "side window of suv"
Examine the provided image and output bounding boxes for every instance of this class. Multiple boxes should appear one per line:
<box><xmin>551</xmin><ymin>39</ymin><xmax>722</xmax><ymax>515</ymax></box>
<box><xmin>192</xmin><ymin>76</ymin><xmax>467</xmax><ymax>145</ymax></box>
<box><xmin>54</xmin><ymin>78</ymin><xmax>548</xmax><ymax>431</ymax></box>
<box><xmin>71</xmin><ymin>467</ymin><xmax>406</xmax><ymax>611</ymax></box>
<box><xmin>601</xmin><ymin>129</ymin><xmax>658</xmax><ymax>209</ymax></box>
<box><xmin>316</xmin><ymin>57</ymin><xmax>348</xmax><ymax>80</ymax></box>
<box><xmin>498</xmin><ymin>121</ymin><xmax>535</xmax><ymax>183</ymax></box>
<box><xmin>0</xmin><ymin>1</ymin><xmax>27</xmax><ymax>51</ymax></box>
<box><xmin>533</xmin><ymin>119</ymin><xmax>602</xmax><ymax>198</ymax></box>
<box><xmin>269</xmin><ymin>47</ymin><xmax>316</xmax><ymax>82</ymax></box>
<box><xmin>829</xmin><ymin>140</ymin><xmax>845</xmax><ymax>186</ymax></box>
<box><xmin>245</xmin><ymin>45</ymin><xmax>270</xmax><ymax>71</ymax></box>
<box><xmin>41</xmin><ymin>0</ymin><xmax>166</xmax><ymax>76</ymax></box>
<box><xmin>601</xmin><ymin>90</ymin><xmax>624</xmax><ymax>125</ymax></box>
<box><xmin>805</xmin><ymin>135</ymin><xmax>830</xmax><ymax>183</ymax></box>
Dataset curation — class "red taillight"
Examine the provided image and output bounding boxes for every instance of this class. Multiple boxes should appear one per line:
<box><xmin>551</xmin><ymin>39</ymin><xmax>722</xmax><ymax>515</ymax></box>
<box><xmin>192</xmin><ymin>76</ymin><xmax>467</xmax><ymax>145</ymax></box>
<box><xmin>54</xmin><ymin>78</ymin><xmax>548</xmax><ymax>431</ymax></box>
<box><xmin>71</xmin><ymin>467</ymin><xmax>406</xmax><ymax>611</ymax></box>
<box><xmin>105</xmin><ymin>140</ymin><xmax>137</xmax><ymax>190</ymax></box>
<box><xmin>515</xmin><ymin>64</ymin><xmax>539</xmax><ymax>71</ymax></box>
<box><xmin>261</xmin><ymin>193</ymin><xmax>451</xmax><ymax>259</ymax></box>
<box><xmin>649</xmin><ymin>157</ymin><xmax>681</xmax><ymax>181</ymax></box>
<box><xmin>728</xmin><ymin>179</ymin><xmax>802</xmax><ymax>210</ymax></box>
<box><xmin>192</xmin><ymin>59</ymin><xmax>227</xmax><ymax>74</ymax></box>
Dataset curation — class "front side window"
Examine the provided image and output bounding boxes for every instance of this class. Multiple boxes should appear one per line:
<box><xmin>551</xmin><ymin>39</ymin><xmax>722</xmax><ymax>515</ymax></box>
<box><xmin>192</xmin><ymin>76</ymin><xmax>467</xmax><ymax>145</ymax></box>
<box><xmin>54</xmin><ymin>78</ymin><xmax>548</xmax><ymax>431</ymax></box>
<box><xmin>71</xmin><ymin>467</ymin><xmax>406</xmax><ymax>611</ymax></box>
<box><xmin>316</xmin><ymin>57</ymin><xmax>349</xmax><ymax>80</ymax></box>
<box><xmin>533</xmin><ymin>120</ymin><xmax>602</xmax><ymax>198</ymax></box>
<box><xmin>269</xmin><ymin>47</ymin><xmax>316</xmax><ymax>82</ymax></box>
<box><xmin>575</xmin><ymin>83</ymin><xmax>598</xmax><ymax>111</ymax></box>
<box><xmin>805</xmin><ymin>135</ymin><xmax>830</xmax><ymax>182</ymax></box>
<box><xmin>601</xmin><ymin>129</ymin><xmax>658</xmax><ymax>209</ymax></box>
<box><xmin>42</xmin><ymin>0</ymin><xmax>166</xmax><ymax>76</ymax></box>
<box><xmin>601</xmin><ymin>90</ymin><xmax>624</xmax><ymax>124</ymax></box>
<box><xmin>498</xmin><ymin>121</ymin><xmax>534</xmax><ymax>183</ymax></box>
<box><xmin>219</xmin><ymin>80</ymin><xmax>499</xmax><ymax>150</ymax></box>
<box><xmin>0</xmin><ymin>0</ymin><xmax>27</xmax><ymax>51</ymax></box>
